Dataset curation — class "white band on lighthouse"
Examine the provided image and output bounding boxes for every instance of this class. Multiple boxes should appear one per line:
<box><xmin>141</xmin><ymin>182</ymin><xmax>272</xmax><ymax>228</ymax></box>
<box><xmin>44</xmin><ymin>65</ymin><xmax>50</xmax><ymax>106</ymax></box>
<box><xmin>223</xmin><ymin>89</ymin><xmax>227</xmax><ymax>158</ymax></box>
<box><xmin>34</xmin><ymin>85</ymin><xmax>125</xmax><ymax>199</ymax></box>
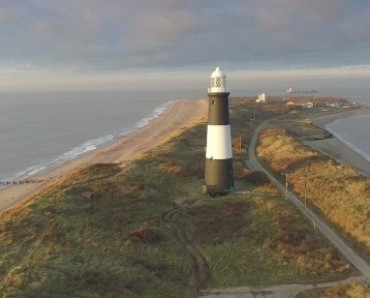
<box><xmin>205</xmin><ymin>125</ymin><xmax>232</xmax><ymax>159</ymax></box>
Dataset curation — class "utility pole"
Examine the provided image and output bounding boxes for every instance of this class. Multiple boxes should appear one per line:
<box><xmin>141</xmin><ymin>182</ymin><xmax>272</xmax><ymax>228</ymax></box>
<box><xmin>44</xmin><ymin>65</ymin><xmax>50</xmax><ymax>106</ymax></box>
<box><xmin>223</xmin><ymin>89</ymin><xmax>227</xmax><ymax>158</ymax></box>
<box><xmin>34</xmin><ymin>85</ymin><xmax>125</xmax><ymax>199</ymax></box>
<box><xmin>304</xmin><ymin>176</ymin><xmax>308</xmax><ymax>216</ymax></box>
<box><xmin>281</xmin><ymin>171</ymin><xmax>289</xmax><ymax>200</ymax></box>
<box><xmin>285</xmin><ymin>173</ymin><xmax>289</xmax><ymax>200</ymax></box>
<box><xmin>301</xmin><ymin>172</ymin><xmax>312</xmax><ymax>218</ymax></box>
<box><xmin>301</xmin><ymin>171</ymin><xmax>318</xmax><ymax>231</ymax></box>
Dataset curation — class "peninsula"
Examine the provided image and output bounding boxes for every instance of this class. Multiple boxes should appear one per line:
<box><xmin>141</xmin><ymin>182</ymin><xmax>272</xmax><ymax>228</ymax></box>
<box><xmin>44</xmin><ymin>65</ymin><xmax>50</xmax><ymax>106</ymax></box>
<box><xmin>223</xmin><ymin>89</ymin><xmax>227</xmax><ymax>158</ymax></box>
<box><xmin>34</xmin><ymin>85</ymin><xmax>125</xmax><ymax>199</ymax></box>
<box><xmin>0</xmin><ymin>96</ymin><xmax>369</xmax><ymax>297</ymax></box>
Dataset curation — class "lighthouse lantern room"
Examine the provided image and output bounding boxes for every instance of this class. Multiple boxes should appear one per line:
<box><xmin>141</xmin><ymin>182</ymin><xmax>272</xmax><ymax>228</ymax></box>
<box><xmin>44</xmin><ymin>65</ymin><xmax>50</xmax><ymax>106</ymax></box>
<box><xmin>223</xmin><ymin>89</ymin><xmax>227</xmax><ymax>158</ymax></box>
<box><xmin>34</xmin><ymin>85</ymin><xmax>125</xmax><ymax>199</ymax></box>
<box><xmin>208</xmin><ymin>67</ymin><xmax>227</xmax><ymax>93</ymax></box>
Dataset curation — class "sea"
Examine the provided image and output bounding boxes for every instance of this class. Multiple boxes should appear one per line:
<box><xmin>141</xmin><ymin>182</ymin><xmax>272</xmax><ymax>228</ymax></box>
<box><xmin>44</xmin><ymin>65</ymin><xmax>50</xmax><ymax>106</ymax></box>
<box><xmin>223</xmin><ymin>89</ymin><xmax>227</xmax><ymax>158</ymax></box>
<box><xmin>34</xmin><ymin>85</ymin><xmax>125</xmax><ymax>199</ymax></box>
<box><xmin>325</xmin><ymin>106</ymin><xmax>370</xmax><ymax>162</ymax></box>
<box><xmin>1</xmin><ymin>88</ymin><xmax>370</xmax><ymax>184</ymax></box>
<box><xmin>315</xmin><ymin>93</ymin><xmax>370</xmax><ymax>163</ymax></box>
<box><xmin>0</xmin><ymin>89</ymin><xmax>201</xmax><ymax>182</ymax></box>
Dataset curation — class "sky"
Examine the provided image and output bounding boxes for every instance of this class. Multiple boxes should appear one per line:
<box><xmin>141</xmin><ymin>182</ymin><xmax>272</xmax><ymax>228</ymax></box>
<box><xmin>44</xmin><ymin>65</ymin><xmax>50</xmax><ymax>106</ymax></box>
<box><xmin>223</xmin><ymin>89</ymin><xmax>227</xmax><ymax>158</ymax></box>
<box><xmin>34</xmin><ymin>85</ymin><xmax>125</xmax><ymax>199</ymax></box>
<box><xmin>1</xmin><ymin>0</ymin><xmax>370</xmax><ymax>93</ymax></box>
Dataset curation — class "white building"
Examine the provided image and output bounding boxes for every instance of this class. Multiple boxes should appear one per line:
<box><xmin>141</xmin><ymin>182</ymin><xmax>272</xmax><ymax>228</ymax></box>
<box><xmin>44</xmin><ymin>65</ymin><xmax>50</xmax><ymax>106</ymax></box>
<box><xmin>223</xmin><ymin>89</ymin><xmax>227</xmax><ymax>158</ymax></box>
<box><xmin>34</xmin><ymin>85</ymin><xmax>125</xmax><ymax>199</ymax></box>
<box><xmin>306</xmin><ymin>101</ymin><xmax>314</xmax><ymax>108</ymax></box>
<box><xmin>256</xmin><ymin>92</ymin><xmax>267</xmax><ymax>103</ymax></box>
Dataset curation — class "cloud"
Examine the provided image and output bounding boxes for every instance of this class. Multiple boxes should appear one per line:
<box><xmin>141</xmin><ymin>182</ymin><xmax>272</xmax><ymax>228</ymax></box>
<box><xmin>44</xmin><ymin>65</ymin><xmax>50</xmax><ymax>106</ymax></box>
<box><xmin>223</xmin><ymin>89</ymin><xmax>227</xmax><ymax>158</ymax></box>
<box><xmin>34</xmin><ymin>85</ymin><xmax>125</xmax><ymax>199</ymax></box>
<box><xmin>0</xmin><ymin>0</ymin><xmax>369</xmax><ymax>74</ymax></box>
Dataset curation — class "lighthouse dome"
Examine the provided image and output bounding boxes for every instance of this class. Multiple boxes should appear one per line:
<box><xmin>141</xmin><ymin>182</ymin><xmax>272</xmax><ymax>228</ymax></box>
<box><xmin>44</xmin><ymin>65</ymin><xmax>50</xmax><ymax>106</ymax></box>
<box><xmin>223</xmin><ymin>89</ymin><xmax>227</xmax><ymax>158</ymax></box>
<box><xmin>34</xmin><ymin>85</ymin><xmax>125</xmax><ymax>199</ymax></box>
<box><xmin>208</xmin><ymin>67</ymin><xmax>228</xmax><ymax>93</ymax></box>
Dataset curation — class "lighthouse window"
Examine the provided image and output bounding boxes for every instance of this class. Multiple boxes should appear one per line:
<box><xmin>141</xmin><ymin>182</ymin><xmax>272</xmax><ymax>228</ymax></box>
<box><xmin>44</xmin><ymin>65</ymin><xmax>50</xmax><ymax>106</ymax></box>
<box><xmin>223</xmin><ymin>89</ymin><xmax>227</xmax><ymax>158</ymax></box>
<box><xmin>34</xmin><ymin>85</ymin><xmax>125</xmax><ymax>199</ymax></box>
<box><xmin>216</xmin><ymin>77</ymin><xmax>222</xmax><ymax>87</ymax></box>
<box><xmin>212</xmin><ymin>100</ymin><xmax>215</xmax><ymax>105</ymax></box>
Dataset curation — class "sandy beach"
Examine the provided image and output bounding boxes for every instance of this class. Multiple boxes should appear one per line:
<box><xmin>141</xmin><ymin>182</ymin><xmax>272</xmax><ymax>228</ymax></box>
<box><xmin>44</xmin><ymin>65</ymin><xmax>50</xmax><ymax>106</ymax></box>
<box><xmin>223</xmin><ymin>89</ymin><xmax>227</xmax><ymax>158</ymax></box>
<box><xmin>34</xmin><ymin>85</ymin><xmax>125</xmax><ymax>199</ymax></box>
<box><xmin>305</xmin><ymin>106</ymin><xmax>370</xmax><ymax>177</ymax></box>
<box><xmin>0</xmin><ymin>99</ymin><xmax>207</xmax><ymax>214</ymax></box>
<box><xmin>2</xmin><ymin>99</ymin><xmax>370</xmax><ymax>216</ymax></box>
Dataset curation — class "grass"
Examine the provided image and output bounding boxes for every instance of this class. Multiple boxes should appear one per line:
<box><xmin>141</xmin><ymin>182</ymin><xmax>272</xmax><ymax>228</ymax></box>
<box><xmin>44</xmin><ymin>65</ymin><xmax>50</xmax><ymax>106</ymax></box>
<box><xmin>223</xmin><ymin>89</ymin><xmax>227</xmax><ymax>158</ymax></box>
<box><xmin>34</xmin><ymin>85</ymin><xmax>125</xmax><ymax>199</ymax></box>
<box><xmin>0</xmin><ymin>163</ymin><xmax>193</xmax><ymax>297</ymax></box>
<box><xmin>267</xmin><ymin>106</ymin><xmax>346</xmax><ymax>142</ymax></box>
<box><xmin>175</xmin><ymin>193</ymin><xmax>351</xmax><ymax>288</ymax></box>
<box><xmin>0</xmin><ymin>96</ymin><xmax>361</xmax><ymax>297</ymax></box>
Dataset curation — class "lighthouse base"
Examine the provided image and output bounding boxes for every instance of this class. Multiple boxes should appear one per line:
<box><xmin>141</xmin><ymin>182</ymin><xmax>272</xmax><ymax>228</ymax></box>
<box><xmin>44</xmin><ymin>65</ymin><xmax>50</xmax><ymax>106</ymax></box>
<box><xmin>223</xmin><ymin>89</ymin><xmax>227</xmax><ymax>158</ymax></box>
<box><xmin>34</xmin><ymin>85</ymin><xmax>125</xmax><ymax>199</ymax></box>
<box><xmin>204</xmin><ymin>158</ymin><xmax>234</xmax><ymax>196</ymax></box>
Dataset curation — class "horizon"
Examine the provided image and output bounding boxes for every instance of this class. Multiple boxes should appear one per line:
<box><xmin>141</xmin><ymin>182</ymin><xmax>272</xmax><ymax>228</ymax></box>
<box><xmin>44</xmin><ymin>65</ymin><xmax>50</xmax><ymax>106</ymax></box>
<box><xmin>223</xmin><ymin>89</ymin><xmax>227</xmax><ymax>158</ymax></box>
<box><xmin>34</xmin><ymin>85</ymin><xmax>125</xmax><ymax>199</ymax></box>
<box><xmin>1</xmin><ymin>66</ymin><xmax>370</xmax><ymax>95</ymax></box>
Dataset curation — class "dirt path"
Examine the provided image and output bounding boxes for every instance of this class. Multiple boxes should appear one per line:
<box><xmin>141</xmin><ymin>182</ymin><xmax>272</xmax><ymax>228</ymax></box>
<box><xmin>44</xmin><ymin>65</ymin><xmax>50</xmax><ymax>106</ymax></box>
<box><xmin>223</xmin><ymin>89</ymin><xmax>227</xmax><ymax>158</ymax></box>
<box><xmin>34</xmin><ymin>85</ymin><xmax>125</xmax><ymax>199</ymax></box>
<box><xmin>162</xmin><ymin>206</ymin><xmax>211</xmax><ymax>294</ymax></box>
<box><xmin>199</xmin><ymin>276</ymin><xmax>366</xmax><ymax>298</ymax></box>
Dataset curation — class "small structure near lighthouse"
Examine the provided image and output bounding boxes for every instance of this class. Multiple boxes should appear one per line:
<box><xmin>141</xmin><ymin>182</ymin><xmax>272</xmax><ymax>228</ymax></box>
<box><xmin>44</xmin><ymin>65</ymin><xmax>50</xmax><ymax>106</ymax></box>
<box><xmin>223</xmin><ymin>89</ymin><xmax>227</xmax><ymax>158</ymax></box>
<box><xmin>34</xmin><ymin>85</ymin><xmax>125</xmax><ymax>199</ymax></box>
<box><xmin>203</xmin><ymin>67</ymin><xmax>234</xmax><ymax>196</ymax></box>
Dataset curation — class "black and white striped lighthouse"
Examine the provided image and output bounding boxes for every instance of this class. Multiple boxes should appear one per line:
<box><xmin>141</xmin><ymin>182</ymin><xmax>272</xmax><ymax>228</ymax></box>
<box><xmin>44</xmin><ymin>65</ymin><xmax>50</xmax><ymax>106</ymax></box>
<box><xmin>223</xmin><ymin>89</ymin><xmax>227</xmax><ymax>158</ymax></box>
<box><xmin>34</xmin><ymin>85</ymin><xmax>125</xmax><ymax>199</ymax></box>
<box><xmin>203</xmin><ymin>67</ymin><xmax>234</xmax><ymax>195</ymax></box>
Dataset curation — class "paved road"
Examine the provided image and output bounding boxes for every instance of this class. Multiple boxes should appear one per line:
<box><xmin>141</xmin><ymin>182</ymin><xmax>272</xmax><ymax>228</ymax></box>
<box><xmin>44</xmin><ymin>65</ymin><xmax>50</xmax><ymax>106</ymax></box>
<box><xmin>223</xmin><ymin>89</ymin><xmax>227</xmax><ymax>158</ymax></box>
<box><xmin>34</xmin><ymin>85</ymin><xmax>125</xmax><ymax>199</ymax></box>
<box><xmin>247</xmin><ymin>121</ymin><xmax>370</xmax><ymax>282</ymax></box>
<box><xmin>199</xmin><ymin>276</ymin><xmax>366</xmax><ymax>298</ymax></box>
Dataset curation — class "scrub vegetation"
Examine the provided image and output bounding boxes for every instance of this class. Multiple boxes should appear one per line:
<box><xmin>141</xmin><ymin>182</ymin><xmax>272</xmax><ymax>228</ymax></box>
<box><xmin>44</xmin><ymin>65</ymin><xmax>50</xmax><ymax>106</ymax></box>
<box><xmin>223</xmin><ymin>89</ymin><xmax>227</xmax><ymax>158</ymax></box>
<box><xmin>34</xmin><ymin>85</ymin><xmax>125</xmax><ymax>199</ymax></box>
<box><xmin>0</xmin><ymin>97</ymin><xmax>365</xmax><ymax>297</ymax></box>
<box><xmin>257</xmin><ymin>127</ymin><xmax>370</xmax><ymax>261</ymax></box>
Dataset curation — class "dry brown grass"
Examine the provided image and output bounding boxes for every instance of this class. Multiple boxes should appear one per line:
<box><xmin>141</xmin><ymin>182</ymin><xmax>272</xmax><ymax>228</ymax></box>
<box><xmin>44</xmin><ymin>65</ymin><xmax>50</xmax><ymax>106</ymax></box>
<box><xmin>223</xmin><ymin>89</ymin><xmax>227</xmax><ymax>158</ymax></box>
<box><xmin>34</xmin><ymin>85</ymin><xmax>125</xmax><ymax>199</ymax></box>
<box><xmin>257</xmin><ymin>129</ymin><xmax>319</xmax><ymax>171</ymax></box>
<box><xmin>257</xmin><ymin>128</ymin><xmax>370</xmax><ymax>256</ymax></box>
<box><xmin>125</xmin><ymin>227</ymin><xmax>161</xmax><ymax>246</ymax></box>
<box><xmin>320</xmin><ymin>282</ymin><xmax>370</xmax><ymax>297</ymax></box>
<box><xmin>290</xmin><ymin>161</ymin><xmax>370</xmax><ymax>254</ymax></box>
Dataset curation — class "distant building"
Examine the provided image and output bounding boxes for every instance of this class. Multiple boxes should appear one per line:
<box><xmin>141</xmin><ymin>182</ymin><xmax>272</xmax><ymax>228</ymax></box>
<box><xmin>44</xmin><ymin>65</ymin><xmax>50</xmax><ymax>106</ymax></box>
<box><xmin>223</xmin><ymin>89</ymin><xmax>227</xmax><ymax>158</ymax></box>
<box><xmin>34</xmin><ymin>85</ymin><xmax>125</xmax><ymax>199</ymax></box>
<box><xmin>306</xmin><ymin>101</ymin><xmax>314</xmax><ymax>108</ymax></box>
<box><xmin>256</xmin><ymin>92</ymin><xmax>267</xmax><ymax>103</ymax></box>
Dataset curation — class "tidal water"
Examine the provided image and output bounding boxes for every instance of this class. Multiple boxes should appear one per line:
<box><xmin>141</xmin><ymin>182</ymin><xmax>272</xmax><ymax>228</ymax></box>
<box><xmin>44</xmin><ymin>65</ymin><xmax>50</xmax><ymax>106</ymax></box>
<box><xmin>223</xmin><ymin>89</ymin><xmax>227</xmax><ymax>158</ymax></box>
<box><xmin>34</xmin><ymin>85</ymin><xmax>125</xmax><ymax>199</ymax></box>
<box><xmin>323</xmin><ymin>94</ymin><xmax>370</xmax><ymax>163</ymax></box>
<box><xmin>326</xmin><ymin>113</ymin><xmax>370</xmax><ymax>162</ymax></box>
<box><xmin>0</xmin><ymin>89</ymin><xmax>200</xmax><ymax>181</ymax></box>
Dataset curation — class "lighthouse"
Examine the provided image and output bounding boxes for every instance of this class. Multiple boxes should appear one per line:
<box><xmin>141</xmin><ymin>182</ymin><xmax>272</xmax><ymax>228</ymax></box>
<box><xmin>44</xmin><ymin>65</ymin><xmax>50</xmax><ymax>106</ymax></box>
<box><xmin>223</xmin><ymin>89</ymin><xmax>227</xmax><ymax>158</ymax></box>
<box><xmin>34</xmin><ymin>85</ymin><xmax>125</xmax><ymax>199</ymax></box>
<box><xmin>203</xmin><ymin>67</ymin><xmax>234</xmax><ymax>195</ymax></box>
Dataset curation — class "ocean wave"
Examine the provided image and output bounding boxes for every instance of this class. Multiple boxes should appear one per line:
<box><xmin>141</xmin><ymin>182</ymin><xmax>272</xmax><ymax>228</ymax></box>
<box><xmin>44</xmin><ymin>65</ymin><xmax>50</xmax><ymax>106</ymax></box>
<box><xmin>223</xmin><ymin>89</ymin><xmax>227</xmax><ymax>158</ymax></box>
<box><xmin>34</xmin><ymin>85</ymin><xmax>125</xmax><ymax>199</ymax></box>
<box><xmin>53</xmin><ymin>134</ymin><xmax>115</xmax><ymax>164</ymax></box>
<box><xmin>13</xmin><ymin>165</ymin><xmax>47</xmax><ymax>180</ymax></box>
<box><xmin>2</xmin><ymin>100</ymin><xmax>173</xmax><ymax>184</ymax></box>
<box><xmin>0</xmin><ymin>164</ymin><xmax>47</xmax><ymax>186</ymax></box>
<box><xmin>133</xmin><ymin>101</ymin><xmax>175</xmax><ymax>129</ymax></box>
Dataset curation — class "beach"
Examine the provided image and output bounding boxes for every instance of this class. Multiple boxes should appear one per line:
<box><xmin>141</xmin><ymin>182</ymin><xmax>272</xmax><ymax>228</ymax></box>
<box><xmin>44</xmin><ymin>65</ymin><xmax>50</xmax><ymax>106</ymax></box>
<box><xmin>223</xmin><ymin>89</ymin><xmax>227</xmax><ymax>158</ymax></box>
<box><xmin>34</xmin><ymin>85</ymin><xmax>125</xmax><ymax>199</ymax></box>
<box><xmin>0</xmin><ymin>99</ymin><xmax>208</xmax><ymax>214</ymax></box>
<box><xmin>2</xmin><ymin>99</ymin><xmax>370</xmax><ymax>215</ymax></box>
<box><xmin>306</xmin><ymin>106</ymin><xmax>370</xmax><ymax>177</ymax></box>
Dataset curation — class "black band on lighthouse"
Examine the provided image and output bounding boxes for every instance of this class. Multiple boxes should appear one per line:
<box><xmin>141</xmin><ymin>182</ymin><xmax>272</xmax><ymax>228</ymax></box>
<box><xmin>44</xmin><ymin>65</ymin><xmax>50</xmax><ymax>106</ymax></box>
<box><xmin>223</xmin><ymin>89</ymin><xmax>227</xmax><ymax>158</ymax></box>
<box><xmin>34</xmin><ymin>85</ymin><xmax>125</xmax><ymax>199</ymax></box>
<box><xmin>205</xmin><ymin>158</ymin><xmax>233</xmax><ymax>189</ymax></box>
<box><xmin>207</xmin><ymin>92</ymin><xmax>230</xmax><ymax>125</ymax></box>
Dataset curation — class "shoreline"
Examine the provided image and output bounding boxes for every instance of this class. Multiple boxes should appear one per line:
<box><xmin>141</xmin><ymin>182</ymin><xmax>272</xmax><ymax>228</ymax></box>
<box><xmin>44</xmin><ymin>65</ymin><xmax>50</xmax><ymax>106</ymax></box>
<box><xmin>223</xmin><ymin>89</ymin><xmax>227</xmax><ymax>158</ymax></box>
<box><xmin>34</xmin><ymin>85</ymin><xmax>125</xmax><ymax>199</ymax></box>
<box><xmin>3</xmin><ymin>99</ymin><xmax>370</xmax><ymax>215</ymax></box>
<box><xmin>0</xmin><ymin>100</ymin><xmax>174</xmax><ymax>183</ymax></box>
<box><xmin>311</xmin><ymin>106</ymin><xmax>370</xmax><ymax>128</ymax></box>
<box><xmin>0</xmin><ymin>99</ymin><xmax>207</xmax><ymax>215</ymax></box>
<box><xmin>306</xmin><ymin>106</ymin><xmax>370</xmax><ymax>177</ymax></box>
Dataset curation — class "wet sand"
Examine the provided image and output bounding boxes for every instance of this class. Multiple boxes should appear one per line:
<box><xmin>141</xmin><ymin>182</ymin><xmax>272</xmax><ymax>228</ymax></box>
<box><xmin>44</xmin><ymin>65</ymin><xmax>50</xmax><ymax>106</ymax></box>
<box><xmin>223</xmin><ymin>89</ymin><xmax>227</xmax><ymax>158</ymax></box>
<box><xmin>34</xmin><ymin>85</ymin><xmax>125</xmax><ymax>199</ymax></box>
<box><xmin>0</xmin><ymin>99</ymin><xmax>207</xmax><ymax>214</ymax></box>
<box><xmin>305</xmin><ymin>106</ymin><xmax>370</xmax><ymax>177</ymax></box>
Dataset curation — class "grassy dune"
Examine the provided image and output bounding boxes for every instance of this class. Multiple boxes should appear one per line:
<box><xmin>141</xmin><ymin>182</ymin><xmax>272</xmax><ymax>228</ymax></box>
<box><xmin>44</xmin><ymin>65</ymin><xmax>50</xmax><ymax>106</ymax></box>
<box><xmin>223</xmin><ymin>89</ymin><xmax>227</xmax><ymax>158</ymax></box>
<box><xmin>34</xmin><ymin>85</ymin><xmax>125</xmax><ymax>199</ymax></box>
<box><xmin>176</xmin><ymin>193</ymin><xmax>351</xmax><ymax>288</ymax></box>
<box><xmin>0</xmin><ymin>163</ymin><xmax>193</xmax><ymax>297</ymax></box>
<box><xmin>0</xmin><ymin>98</ymin><xmax>359</xmax><ymax>296</ymax></box>
<box><xmin>257</xmin><ymin>127</ymin><xmax>370</xmax><ymax>260</ymax></box>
